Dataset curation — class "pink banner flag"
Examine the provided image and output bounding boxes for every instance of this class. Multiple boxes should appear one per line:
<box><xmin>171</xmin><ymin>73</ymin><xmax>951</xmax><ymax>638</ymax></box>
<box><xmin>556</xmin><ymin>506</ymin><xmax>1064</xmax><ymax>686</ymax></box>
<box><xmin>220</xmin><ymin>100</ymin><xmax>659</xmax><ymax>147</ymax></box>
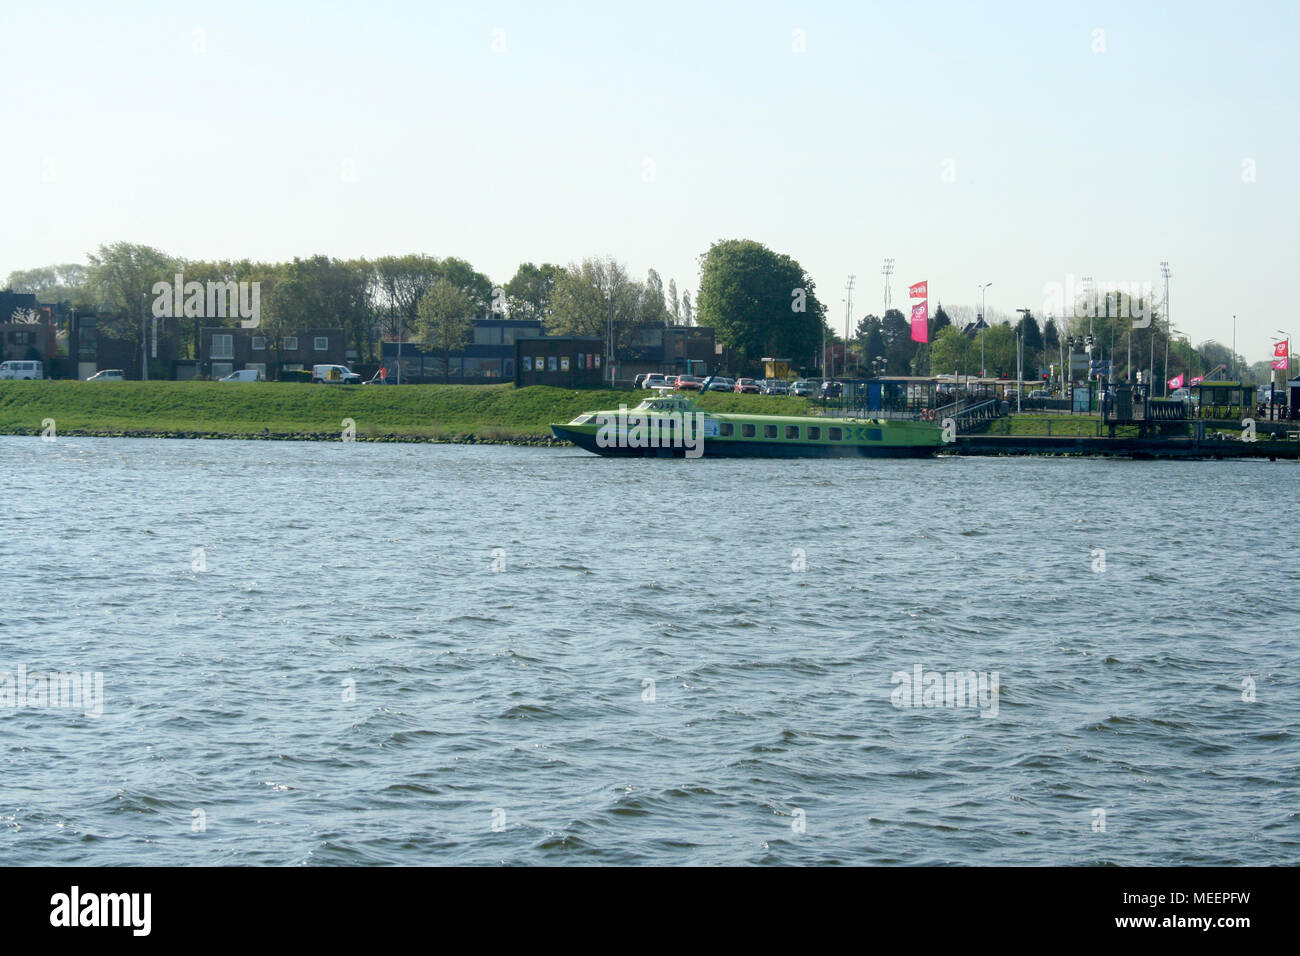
<box><xmin>1190</xmin><ymin>376</ymin><xmax>1203</xmax><ymax>385</ymax></box>
<box><xmin>1273</xmin><ymin>340</ymin><xmax>1289</xmax><ymax>370</ymax></box>
<box><xmin>910</xmin><ymin>300</ymin><xmax>929</xmax><ymax>343</ymax></box>
<box><xmin>1167</xmin><ymin>373</ymin><xmax>1184</xmax><ymax>390</ymax></box>
<box><xmin>909</xmin><ymin>281</ymin><xmax>927</xmax><ymax>300</ymax></box>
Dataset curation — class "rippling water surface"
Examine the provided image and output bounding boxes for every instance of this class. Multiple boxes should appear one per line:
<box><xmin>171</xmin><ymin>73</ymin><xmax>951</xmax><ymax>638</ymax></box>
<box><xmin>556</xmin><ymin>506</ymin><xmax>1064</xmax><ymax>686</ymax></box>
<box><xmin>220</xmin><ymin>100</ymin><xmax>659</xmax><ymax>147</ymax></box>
<box><xmin>1</xmin><ymin>436</ymin><xmax>1296</xmax><ymax>865</ymax></box>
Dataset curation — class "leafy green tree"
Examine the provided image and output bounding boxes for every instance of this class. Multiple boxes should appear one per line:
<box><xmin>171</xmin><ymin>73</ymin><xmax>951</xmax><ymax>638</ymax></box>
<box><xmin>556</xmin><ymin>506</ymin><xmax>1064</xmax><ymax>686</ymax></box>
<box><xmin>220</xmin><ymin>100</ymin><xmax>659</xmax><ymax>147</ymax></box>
<box><xmin>416</xmin><ymin>280</ymin><xmax>474</xmax><ymax>382</ymax></box>
<box><xmin>547</xmin><ymin>257</ymin><xmax>644</xmax><ymax>358</ymax></box>
<box><xmin>1043</xmin><ymin>317</ymin><xmax>1060</xmax><ymax>351</ymax></box>
<box><xmin>932</xmin><ymin>305</ymin><xmax>951</xmax><ymax>336</ymax></box>
<box><xmin>85</xmin><ymin>242</ymin><xmax>181</xmax><ymax>374</ymax></box>
<box><xmin>280</xmin><ymin>256</ymin><xmax>376</xmax><ymax>361</ymax></box>
<box><xmin>695</xmin><ymin>238</ymin><xmax>823</xmax><ymax>366</ymax></box>
<box><xmin>504</xmin><ymin>262</ymin><xmax>561</xmax><ymax>323</ymax></box>
<box><xmin>373</xmin><ymin>254</ymin><xmax>442</xmax><ymax>343</ymax></box>
<box><xmin>641</xmin><ymin>269</ymin><xmax>667</xmax><ymax>326</ymax></box>
<box><xmin>434</xmin><ymin>257</ymin><xmax>493</xmax><ymax>315</ymax></box>
<box><xmin>680</xmin><ymin>290</ymin><xmax>693</xmax><ymax>326</ymax></box>
<box><xmin>881</xmin><ymin>309</ymin><xmax>913</xmax><ymax>373</ymax></box>
<box><xmin>667</xmin><ymin>279</ymin><xmax>681</xmax><ymax>324</ymax></box>
<box><xmin>1015</xmin><ymin>311</ymin><xmax>1044</xmax><ymax>374</ymax></box>
<box><xmin>930</xmin><ymin>325</ymin><xmax>973</xmax><ymax>375</ymax></box>
<box><xmin>4</xmin><ymin>263</ymin><xmax>88</xmax><ymax>305</ymax></box>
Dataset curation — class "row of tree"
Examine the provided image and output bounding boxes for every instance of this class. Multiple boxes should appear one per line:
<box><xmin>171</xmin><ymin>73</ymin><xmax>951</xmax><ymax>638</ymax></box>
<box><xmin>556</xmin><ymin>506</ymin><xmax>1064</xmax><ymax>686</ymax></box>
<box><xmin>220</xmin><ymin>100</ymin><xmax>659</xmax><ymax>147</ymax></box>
<box><xmin>4</xmin><ymin>244</ymin><xmax>699</xmax><ymax>366</ymax></box>
<box><xmin>7</xmin><ymin>241</ymin><xmax>1261</xmax><ymax>385</ymax></box>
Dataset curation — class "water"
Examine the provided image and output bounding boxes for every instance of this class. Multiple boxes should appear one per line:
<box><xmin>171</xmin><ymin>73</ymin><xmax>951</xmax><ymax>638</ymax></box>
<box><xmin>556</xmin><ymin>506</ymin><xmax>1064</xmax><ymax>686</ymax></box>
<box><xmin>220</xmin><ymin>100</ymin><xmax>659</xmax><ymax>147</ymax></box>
<box><xmin>1</xmin><ymin>436</ymin><xmax>1296</xmax><ymax>865</ymax></box>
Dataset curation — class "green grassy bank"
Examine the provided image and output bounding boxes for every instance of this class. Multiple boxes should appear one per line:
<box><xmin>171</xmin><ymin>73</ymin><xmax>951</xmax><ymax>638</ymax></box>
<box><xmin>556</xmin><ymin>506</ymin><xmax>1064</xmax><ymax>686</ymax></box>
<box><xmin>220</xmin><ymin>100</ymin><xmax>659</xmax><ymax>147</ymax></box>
<box><xmin>0</xmin><ymin>381</ymin><xmax>815</xmax><ymax>442</ymax></box>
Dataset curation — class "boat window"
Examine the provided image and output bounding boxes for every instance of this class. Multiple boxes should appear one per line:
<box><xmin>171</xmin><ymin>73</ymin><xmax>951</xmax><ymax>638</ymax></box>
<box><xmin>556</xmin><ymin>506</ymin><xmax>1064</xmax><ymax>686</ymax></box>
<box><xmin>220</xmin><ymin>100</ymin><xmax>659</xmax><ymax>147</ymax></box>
<box><xmin>829</xmin><ymin>427</ymin><xmax>843</xmax><ymax>440</ymax></box>
<box><xmin>807</xmin><ymin>426</ymin><xmax>820</xmax><ymax>440</ymax></box>
<box><xmin>785</xmin><ymin>425</ymin><xmax>799</xmax><ymax>439</ymax></box>
<box><xmin>719</xmin><ymin>422</ymin><xmax>733</xmax><ymax>436</ymax></box>
<box><xmin>742</xmin><ymin>424</ymin><xmax>756</xmax><ymax>438</ymax></box>
<box><xmin>763</xmin><ymin>424</ymin><xmax>778</xmax><ymax>438</ymax></box>
<box><xmin>867</xmin><ymin>428</ymin><xmax>883</xmax><ymax>442</ymax></box>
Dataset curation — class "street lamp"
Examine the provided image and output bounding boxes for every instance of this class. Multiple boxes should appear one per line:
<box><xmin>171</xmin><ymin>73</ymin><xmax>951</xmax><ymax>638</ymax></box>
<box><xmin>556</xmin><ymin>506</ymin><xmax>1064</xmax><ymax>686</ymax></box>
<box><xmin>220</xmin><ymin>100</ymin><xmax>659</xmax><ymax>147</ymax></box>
<box><xmin>977</xmin><ymin>282</ymin><xmax>992</xmax><ymax>377</ymax></box>
<box><xmin>1015</xmin><ymin>309</ymin><xmax>1031</xmax><ymax>413</ymax></box>
<box><xmin>1164</xmin><ymin>327</ymin><xmax>1185</xmax><ymax>396</ymax></box>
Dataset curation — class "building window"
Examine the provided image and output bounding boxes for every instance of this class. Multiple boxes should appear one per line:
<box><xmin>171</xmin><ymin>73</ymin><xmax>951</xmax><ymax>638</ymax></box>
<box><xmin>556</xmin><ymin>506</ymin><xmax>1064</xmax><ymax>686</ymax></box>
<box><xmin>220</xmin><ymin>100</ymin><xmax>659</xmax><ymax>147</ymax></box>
<box><xmin>523</xmin><ymin>356</ymin><xmax>532</xmax><ymax>371</ymax></box>
<box><xmin>314</xmin><ymin>337</ymin><xmax>329</xmax><ymax>351</ymax></box>
<box><xmin>211</xmin><ymin>334</ymin><xmax>233</xmax><ymax>359</ymax></box>
<box><xmin>212</xmin><ymin>362</ymin><xmax>233</xmax><ymax>378</ymax></box>
<box><xmin>283</xmin><ymin>336</ymin><xmax>298</xmax><ymax>351</ymax></box>
<box><xmin>785</xmin><ymin>425</ymin><xmax>800</xmax><ymax>439</ymax></box>
<box><xmin>251</xmin><ymin>336</ymin><xmax>266</xmax><ymax>350</ymax></box>
<box><xmin>561</xmin><ymin>356</ymin><xmax>570</xmax><ymax>371</ymax></box>
<box><xmin>548</xmin><ymin>356</ymin><xmax>557</xmax><ymax>371</ymax></box>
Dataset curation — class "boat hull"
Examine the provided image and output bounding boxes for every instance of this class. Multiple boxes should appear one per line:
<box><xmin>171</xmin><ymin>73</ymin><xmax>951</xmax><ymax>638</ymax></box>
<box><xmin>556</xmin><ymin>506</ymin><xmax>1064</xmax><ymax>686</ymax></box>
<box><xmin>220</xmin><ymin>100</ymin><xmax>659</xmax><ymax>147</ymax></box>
<box><xmin>551</xmin><ymin>425</ymin><xmax>939</xmax><ymax>458</ymax></box>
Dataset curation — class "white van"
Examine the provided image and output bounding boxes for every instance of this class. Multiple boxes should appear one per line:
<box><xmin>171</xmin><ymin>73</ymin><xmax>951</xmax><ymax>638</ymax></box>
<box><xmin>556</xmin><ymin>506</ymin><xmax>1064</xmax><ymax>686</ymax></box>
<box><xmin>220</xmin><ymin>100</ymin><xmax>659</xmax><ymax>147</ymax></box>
<box><xmin>312</xmin><ymin>364</ymin><xmax>360</xmax><ymax>384</ymax></box>
<box><xmin>0</xmin><ymin>360</ymin><xmax>44</xmax><ymax>380</ymax></box>
<box><xmin>219</xmin><ymin>369</ymin><xmax>263</xmax><ymax>382</ymax></box>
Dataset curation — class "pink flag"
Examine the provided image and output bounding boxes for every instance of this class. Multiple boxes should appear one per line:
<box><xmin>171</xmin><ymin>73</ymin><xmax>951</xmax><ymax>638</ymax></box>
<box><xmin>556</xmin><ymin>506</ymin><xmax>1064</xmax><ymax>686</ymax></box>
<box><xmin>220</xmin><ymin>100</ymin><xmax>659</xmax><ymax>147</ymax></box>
<box><xmin>909</xmin><ymin>281</ymin><xmax>927</xmax><ymax>299</ymax></box>
<box><xmin>1190</xmin><ymin>376</ymin><xmax>1203</xmax><ymax>385</ymax></box>
<box><xmin>1273</xmin><ymin>340</ymin><xmax>1289</xmax><ymax>370</ymax></box>
<box><xmin>910</xmin><ymin>300</ymin><xmax>929</xmax><ymax>343</ymax></box>
<box><xmin>1167</xmin><ymin>373</ymin><xmax>1184</xmax><ymax>390</ymax></box>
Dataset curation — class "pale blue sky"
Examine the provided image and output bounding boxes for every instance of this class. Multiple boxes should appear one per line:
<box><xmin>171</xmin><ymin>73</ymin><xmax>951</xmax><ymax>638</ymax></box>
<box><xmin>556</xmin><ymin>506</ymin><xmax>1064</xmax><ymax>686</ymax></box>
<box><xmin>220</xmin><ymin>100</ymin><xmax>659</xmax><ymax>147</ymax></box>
<box><xmin>3</xmin><ymin>0</ymin><xmax>1296</xmax><ymax>357</ymax></box>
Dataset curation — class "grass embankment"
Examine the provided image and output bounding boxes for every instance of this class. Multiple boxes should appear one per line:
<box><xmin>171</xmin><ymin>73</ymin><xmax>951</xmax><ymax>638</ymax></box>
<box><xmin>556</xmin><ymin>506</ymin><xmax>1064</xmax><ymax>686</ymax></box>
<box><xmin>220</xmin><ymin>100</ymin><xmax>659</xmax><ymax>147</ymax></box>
<box><xmin>0</xmin><ymin>381</ymin><xmax>815</xmax><ymax>442</ymax></box>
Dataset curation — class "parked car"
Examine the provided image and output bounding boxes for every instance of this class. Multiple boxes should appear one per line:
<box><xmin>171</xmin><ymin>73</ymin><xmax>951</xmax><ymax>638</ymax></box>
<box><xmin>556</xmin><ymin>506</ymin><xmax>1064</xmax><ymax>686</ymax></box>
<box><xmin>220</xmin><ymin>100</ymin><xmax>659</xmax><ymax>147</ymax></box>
<box><xmin>634</xmin><ymin>373</ymin><xmax>651</xmax><ymax>389</ymax></box>
<box><xmin>708</xmin><ymin>377</ymin><xmax>734</xmax><ymax>392</ymax></box>
<box><xmin>644</xmin><ymin>374</ymin><xmax>667</xmax><ymax>389</ymax></box>
<box><xmin>820</xmin><ymin>380</ymin><xmax>843</xmax><ymax>399</ymax></box>
<box><xmin>312</xmin><ymin>364</ymin><xmax>361</xmax><ymax>384</ymax></box>
<box><xmin>219</xmin><ymin>369</ymin><xmax>263</xmax><ymax>382</ymax></box>
<box><xmin>675</xmin><ymin>375</ymin><xmax>704</xmax><ymax>391</ymax></box>
<box><xmin>1029</xmin><ymin>389</ymin><xmax>1049</xmax><ymax>399</ymax></box>
<box><xmin>762</xmin><ymin>380</ymin><xmax>790</xmax><ymax>395</ymax></box>
<box><xmin>85</xmin><ymin>369</ymin><xmax>125</xmax><ymax>382</ymax></box>
<box><xmin>1170</xmin><ymin>387</ymin><xmax>1199</xmax><ymax>406</ymax></box>
<box><xmin>0</xmin><ymin>360</ymin><xmax>44</xmax><ymax>380</ymax></box>
<box><xmin>734</xmin><ymin>378</ymin><xmax>760</xmax><ymax>394</ymax></box>
<box><xmin>790</xmin><ymin>380</ymin><xmax>815</xmax><ymax>397</ymax></box>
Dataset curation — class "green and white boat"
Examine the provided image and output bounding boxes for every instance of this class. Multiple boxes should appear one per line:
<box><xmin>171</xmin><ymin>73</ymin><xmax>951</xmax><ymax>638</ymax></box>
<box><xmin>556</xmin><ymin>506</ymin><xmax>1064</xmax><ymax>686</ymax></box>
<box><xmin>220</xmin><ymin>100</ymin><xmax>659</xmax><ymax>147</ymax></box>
<box><xmin>551</xmin><ymin>388</ymin><xmax>946</xmax><ymax>459</ymax></box>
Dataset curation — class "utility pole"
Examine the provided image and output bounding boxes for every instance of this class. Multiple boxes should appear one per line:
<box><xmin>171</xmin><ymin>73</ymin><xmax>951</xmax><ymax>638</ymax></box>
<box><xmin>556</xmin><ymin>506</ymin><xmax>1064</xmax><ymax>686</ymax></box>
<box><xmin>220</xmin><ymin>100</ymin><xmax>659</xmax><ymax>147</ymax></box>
<box><xmin>978</xmin><ymin>282</ymin><xmax>992</xmax><ymax>378</ymax></box>
<box><xmin>1015</xmin><ymin>308</ymin><xmax>1030</xmax><ymax>412</ymax></box>
<box><xmin>1160</xmin><ymin>261</ymin><xmax>1171</xmax><ymax>394</ymax></box>
<box><xmin>844</xmin><ymin>275</ymin><xmax>855</xmax><ymax>378</ymax></box>
<box><xmin>140</xmin><ymin>292</ymin><xmax>149</xmax><ymax>381</ymax></box>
